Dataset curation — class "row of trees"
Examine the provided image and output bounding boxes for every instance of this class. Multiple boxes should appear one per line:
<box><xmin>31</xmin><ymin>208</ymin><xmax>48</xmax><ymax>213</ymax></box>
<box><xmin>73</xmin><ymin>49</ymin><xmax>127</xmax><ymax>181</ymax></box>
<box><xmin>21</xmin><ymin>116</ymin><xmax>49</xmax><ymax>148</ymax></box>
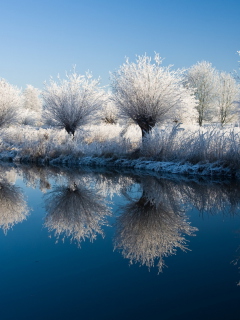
<box><xmin>0</xmin><ymin>53</ymin><xmax>239</xmax><ymax>139</ymax></box>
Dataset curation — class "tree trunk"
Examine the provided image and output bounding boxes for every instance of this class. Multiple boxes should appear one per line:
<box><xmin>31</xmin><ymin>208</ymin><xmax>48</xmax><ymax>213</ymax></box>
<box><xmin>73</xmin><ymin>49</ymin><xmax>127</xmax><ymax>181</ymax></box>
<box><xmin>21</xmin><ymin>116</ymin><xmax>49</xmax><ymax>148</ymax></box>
<box><xmin>137</xmin><ymin>116</ymin><xmax>156</xmax><ymax>139</ymax></box>
<box><xmin>65</xmin><ymin>124</ymin><xmax>75</xmax><ymax>136</ymax></box>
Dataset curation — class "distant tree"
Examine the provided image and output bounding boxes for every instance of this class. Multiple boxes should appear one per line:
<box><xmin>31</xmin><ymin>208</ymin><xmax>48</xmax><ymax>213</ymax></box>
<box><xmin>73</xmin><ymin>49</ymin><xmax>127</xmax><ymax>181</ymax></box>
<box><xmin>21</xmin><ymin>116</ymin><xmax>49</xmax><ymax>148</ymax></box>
<box><xmin>42</xmin><ymin>71</ymin><xmax>105</xmax><ymax>135</ymax></box>
<box><xmin>110</xmin><ymin>54</ymin><xmax>196</xmax><ymax>139</ymax></box>
<box><xmin>235</xmin><ymin>51</ymin><xmax>240</xmax><ymax>82</ymax></box>
<box><xmin>23</xmin><ymin>85</ymin><xmax>42</xmax><ymax>112</ymax></box>
<box><xmin>0</xmin><ymin>78</ymin><xmax>22</xmax><ymax>128</ymax></box>
<box><xmin>21</xmin><ymin>85</ymin><xmax>42</xmax><ymax>125</ymax></box>
<box><xmin>100</xmin><ymin>95</ymin><xmax>118</xmax><ymax>124</ymax></box>
<box><xmin>216</xmin><ymin>72</ymin><xmax>240</xmax><ymax>126</ymax></box>
<box><xmin>186</xmin><ymin>61</ymin><xmax>219</xmax><ymax>126</ymax></box>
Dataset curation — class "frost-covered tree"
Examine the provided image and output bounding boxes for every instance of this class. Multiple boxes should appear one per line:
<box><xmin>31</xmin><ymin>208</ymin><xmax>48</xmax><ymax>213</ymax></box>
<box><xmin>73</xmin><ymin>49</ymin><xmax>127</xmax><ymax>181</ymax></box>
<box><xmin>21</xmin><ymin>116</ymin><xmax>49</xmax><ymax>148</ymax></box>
<box><xmin>22</xmin><ymin>85</ymin><xmax>42</xmax><ymax>125</ymax></box>
<box><xmin>237</xmin><ymin>51</ymin><xmax>240</xmax><ymax>79</ymax></box>
<box><xmin>186</xmin><ymin>61</ymin><xmax>219</xmax><ymax>126</ymax></box>
<box><xmin>111</xmin><ymin>54</ymin><xmax>196</xmax><ymax>138</ymax></box>
<box><xmin>0</xmin><ymin>78</ymin><xmax>22</xmax><ymax>128</ymax></box>
<box><xmin>23</xmin><ymin>85</ymin><xmax>42</xmax><ymax>112</ymax></box>
<box><xmin>100</xmin><ymin>95</ymin><xmax>118</xmax><ymax>124</ymax></box>
<box><xmin>42</xmin><ymin>71</ymin><xmax>105</xmax><ymax>135</ymax></box>
<box><xmin>216</xmin><ymin>72</ymin><xmax>240</xmax><ymax>126</ymax></box>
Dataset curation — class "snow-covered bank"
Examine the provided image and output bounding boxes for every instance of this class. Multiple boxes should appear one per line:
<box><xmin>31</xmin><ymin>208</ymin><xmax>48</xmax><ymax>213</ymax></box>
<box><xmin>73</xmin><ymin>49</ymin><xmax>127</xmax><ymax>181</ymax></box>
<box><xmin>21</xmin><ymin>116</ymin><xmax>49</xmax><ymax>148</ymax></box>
<box><xmin>76</xmin><ymin>157</ymin><xmax>232</xmax><ymax>177</ymax></box>
<box><xmin>0</xmin><ymin>152</ymin><xmax>234</xmax><ymax>178</ymax></box>
<box><xmin>0</xmin><ymin>124</ymin><xmax>240</xmax><ymax>178</ymax></box>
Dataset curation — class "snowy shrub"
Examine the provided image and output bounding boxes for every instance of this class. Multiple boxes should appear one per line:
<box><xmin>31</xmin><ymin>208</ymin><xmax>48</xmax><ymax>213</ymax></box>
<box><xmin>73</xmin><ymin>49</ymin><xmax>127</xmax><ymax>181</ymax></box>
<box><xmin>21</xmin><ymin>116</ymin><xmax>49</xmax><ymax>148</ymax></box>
<box><xmin>140</xmin><ymin>125</ymin><xmax>240</xmax><ymax>170</ymax></box>
<box><xmin>20</xmin><ymin>108</ymin><xmax>42</xmax><ymax>126</ymax></box>
<box><xmin>140</xmin><ymin>124</ymin><xmax>186</xmax><ymax>160</ymax></box>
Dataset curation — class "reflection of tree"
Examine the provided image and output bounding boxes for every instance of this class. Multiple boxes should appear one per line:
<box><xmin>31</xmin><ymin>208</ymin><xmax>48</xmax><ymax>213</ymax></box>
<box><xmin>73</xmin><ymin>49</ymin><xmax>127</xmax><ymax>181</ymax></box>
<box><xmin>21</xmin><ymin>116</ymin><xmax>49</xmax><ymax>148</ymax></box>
<box><xmin>18</xmin><ymin>165</ymin><xmax>54</xmax><ymax>192</ymax></box>
<box><xmin>180</xmin><ymin>181</ymin><xmax>240</xmax><ymax>215</ymax></box>
<box><xmin>0</xmin><ymin>178</ymin><xmax>29</xmax><ymax>234</ymax></box>
<box><xmin>114</xmin><ymin>177</ymin><xmax>197</xmax><ymax>272</ymax></box>
<box><xmin>44</xmin><ymin>182</ymin><xmax>111</xmax><ymax>245</ymax></box>
<box><xmin>94</xmin><ymin>171</ymin><xmax>135</xmax><ymax>198</ymax></box>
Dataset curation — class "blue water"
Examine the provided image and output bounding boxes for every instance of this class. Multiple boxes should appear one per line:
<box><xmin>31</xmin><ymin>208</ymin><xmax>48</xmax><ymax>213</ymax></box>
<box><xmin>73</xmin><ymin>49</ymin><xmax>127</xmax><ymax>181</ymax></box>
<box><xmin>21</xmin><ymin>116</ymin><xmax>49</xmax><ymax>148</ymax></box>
<box><xmin>0</xmin><ymin>165</ymin><xmax>240</xmax><ymax>320</ymax></box>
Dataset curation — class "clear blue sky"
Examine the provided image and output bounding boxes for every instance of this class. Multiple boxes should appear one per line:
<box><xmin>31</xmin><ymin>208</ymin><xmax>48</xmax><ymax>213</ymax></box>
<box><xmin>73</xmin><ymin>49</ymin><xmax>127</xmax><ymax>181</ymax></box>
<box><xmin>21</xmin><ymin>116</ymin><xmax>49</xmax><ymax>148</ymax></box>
<box><xmin>0</xmin><ymin>0</ymin><xmax>239</xmax><ymax>89</ymax></box>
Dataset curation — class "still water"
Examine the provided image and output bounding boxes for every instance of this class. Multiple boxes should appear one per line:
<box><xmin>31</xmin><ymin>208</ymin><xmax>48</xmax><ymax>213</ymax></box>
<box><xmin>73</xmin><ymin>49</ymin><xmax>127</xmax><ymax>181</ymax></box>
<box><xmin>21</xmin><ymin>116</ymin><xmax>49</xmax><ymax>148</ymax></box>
<box><xmin>0</xmin><ymin>164</ymin><xmax>240</xmax><ymax>320</ymax></box>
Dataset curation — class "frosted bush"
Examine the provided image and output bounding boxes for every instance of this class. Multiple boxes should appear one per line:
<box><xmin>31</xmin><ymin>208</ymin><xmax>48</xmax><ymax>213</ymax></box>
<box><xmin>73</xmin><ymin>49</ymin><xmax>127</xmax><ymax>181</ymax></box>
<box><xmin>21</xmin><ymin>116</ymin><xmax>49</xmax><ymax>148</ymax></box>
<box><xmin>83</xmin><ymin>123</ymin><xmax>123</xmax><ymax>143</ymax></box>
<box><xmin>140</xmin><ymin>125</ymin><xmax>240</xmax><ymax>168</ymax></box>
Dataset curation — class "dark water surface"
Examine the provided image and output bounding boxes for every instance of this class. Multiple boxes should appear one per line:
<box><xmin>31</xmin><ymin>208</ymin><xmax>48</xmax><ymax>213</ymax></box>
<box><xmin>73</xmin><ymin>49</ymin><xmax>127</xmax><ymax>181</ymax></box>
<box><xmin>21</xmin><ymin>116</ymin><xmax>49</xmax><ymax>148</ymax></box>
<box><xmin>0</xmin><ymin>164</ymin><xmax>240</xmax><ymax>320</ymax></box>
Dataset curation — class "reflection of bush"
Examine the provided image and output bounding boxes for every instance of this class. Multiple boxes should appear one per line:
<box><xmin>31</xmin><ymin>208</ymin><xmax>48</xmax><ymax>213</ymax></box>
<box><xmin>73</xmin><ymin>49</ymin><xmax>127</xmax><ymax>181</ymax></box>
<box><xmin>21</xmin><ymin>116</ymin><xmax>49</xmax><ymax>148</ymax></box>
<box><xmin>0</xmin><ymin>179</ymin><xmax>29</xmax><ymax>234</ymax></box>
<box><xmin>44</xmin><ymin>183</ymin><xmax>111</xmax><ymax>245</ymax></box>
<box><xmin>114</xmin><ymin>177</ymin><xmax>197</xmax><ymax>272</ymax></box>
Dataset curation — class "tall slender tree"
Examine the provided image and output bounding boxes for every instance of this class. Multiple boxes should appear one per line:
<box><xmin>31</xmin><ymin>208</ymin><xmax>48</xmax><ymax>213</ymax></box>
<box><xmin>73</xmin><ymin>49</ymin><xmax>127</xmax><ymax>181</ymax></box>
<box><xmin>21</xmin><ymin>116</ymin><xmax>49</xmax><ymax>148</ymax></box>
<box><xmin>216</xmin><ymin>72</ymin><xmax>239</xmax><ymax>126</ymax></box>
<box><xmin>186</xmin><ymin>61</ymin><xmax>218</xmax><ymax>126</ymax></box>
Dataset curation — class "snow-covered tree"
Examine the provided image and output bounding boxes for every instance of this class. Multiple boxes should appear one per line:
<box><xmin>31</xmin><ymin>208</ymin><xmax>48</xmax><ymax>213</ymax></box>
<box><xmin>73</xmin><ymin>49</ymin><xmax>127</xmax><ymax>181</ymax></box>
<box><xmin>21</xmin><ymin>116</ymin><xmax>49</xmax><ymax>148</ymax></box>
<box><xmin>110</xmin><ymin>53</ymin><xmax>196</xmax><ymax>138</ymax></box>
<box><xmin>42</xmin><ymin>71</ymin><xmax>105</xmax><ymax>135</ymax></box>
<box><xmin>0</xmin><ymin>78</ymin><xmax>22</xmax><ymax>128</ymax></box>
<box><xmin>234</xmin><ymin>51</ymin><xmax>240</xmax><ymax>84</ymax></box>
<box><xmin>186</xmin><ymin>61</ymin><xmax>219</xmax><ymax>126</ymax></box>
<box><xmin>23</xmin><ymin>85</ymin><xmax>42</xmax><ymax>112</ymax></box>
<box><xmin>22</xmin><ymin>85</ymin><xmax>42</xmax><ymax>125</ymax></box>
<box><xmin>216</xmin><ymin>72</ymin><xmax>240</xmax><ymax>126</ymax></box>
<box><xmin>100</xmin><ymin>95</ymin><xmax>118</xmax><ymax>124</ymax></box>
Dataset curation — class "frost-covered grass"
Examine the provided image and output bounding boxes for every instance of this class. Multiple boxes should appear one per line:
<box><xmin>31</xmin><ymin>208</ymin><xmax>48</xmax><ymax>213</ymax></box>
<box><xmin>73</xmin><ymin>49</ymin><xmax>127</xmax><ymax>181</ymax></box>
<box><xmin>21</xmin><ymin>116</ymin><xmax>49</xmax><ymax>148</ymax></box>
<box><xmin>141</xmin><ymin>125</ymin><xmax>240</xmax><ymax>165</ymax></box>
<box><xmin>1</xmin><ymin>123</ymin><xmax>240</xmax><ymax>177</ymax></box>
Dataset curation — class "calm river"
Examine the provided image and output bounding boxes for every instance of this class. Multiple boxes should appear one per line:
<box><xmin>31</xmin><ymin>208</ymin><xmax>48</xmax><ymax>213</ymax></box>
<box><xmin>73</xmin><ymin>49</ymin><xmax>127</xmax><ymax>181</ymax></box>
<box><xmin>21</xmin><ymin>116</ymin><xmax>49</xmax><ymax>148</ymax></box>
<box><xmin>0</xmin><ymin>164</ymin><xmax>240</xmax><ymax>320</ymax></box>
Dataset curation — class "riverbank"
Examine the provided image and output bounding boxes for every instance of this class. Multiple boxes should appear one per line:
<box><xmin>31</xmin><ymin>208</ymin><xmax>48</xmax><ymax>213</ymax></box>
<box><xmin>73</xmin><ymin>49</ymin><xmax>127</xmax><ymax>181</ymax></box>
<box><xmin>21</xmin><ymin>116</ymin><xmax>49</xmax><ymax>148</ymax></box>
<box><xmin>0</xmin><ymin>124</ymin><xmax>239</xmax><ymax>178</ymax></box>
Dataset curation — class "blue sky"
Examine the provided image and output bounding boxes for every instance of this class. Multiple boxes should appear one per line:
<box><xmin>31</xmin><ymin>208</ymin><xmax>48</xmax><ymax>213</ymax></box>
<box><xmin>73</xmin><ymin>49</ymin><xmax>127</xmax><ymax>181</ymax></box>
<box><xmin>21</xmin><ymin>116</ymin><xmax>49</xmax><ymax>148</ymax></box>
<box><xmin>0</xmin><ymin>0</ymin><xmax>239</xmax><ymax>89</ymax></box>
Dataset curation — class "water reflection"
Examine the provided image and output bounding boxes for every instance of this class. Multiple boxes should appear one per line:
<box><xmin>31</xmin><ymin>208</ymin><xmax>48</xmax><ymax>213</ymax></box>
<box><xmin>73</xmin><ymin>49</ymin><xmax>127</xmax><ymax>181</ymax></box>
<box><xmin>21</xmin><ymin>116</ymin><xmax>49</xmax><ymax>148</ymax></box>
<box><xmin>1</xmin><ymin>163</ymin><xmax>240</xmax><ymax>275</ymax></box>
<box><xmin>44</xmin><ymin>181</ymin><xmax>111</xmax><ymax>245</ymax></box>
<box><xmin>114</xmin><ymin>176</ymin><xmax>198</xmax><ymax>272</ymax></box>
<box><xmin>179</xmin><ymin>180</ymin><xmax>240</xmax><ymax>215</ymax></box>
<box><xmin>0</xmin><ymin>177</ymin><xmax>29</xmax><ymax>234</ymax></box>
<box><xmin>94</xmin><ymin>171</ymin><xmax>135</xmax><ymax>198</ymax></box>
